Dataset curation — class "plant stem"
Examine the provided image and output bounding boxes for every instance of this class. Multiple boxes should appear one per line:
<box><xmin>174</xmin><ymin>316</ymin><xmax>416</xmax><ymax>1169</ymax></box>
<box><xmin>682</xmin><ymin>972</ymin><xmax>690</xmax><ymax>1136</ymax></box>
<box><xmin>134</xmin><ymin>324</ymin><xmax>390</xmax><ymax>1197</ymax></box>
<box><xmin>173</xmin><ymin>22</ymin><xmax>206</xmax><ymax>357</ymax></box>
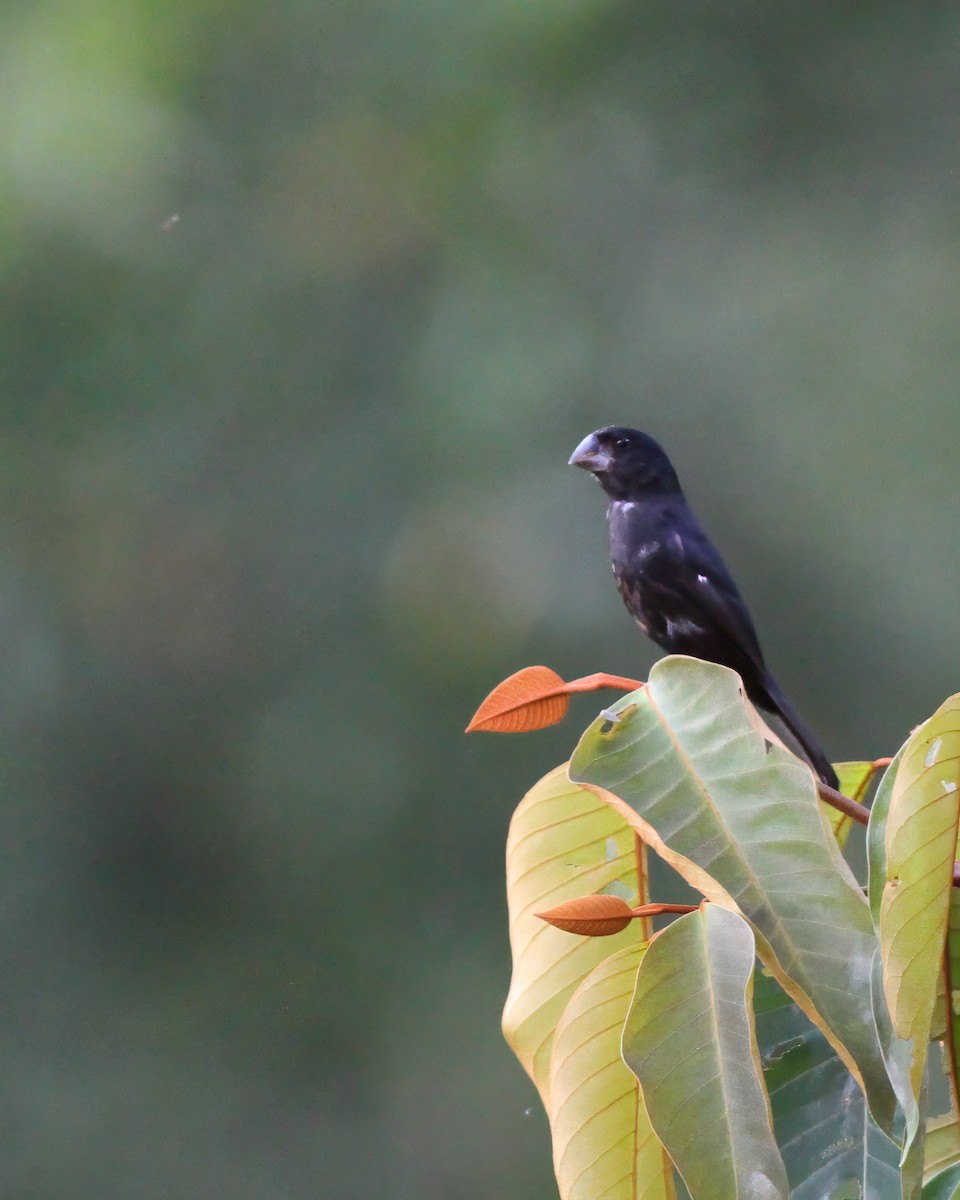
<box><xmin>817</xmin><ymin>781</ymin><xmax>869</xmax><ymax>827</ymax></box>
<box><xmin>565</xmin><ymin>672</ymin><xmax>645</xmax><ymax>694</ymax></box>
<box><xmin>632</xmin><ymin>903</ymin><xmax>698</xmax><ymax>917</ymax></box>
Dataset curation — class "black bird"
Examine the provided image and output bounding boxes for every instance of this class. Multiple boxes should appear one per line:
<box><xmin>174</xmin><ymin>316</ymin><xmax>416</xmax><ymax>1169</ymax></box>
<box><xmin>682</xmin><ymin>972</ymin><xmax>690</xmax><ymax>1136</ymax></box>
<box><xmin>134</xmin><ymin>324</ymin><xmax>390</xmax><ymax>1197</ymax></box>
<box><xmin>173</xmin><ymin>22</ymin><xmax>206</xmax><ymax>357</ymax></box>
<box><xmin>569</xmin><ymin>426</ymin><xmax>837</xmax><ymax>789</ymax></box>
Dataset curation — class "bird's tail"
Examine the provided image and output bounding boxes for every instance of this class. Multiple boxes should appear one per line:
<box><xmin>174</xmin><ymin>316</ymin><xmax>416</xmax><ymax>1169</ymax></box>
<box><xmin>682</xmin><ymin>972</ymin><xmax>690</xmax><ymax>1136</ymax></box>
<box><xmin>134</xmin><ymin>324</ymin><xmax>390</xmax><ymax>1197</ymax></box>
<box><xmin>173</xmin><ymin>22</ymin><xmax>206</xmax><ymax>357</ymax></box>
<box><xmin>758</xmin><ymin>673</ymin><xmax>838</xmax><ymax>791</ymax></box>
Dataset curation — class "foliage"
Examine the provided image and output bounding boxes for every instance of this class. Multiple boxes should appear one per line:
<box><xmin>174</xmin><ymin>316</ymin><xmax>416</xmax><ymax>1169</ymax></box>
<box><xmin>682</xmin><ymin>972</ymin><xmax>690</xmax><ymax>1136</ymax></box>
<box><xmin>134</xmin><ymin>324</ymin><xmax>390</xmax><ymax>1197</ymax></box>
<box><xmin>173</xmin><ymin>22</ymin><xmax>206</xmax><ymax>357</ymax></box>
<box><xmin>470</xmin><ymin>655</ymin><xmax>960</xmax><ymax>1199</ymax></box>
<box><xmin>8</xmin><ymin>3</ymin><xmax>960</xmax><ymax>1193</ymax></box>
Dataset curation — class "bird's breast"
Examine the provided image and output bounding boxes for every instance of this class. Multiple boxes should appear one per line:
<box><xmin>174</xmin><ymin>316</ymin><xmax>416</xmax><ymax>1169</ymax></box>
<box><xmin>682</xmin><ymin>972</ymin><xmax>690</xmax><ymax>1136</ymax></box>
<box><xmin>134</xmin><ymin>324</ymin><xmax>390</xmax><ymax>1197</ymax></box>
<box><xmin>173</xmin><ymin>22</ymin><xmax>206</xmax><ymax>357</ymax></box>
<box><xmin>608</xmin><ymin>504</ymin><xmax>664</xmax><ymax>563</ymax></box>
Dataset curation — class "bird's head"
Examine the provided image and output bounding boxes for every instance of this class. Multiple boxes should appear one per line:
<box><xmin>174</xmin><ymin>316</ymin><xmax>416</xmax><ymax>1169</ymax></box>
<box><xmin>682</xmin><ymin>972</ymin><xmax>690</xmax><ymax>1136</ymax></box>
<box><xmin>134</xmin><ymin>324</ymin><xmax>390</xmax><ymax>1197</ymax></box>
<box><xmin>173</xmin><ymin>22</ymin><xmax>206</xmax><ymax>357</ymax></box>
<box><xmin>568</xmin><ymin>427</ymin><xmax>681</xmax><ymax>501</ymax></box>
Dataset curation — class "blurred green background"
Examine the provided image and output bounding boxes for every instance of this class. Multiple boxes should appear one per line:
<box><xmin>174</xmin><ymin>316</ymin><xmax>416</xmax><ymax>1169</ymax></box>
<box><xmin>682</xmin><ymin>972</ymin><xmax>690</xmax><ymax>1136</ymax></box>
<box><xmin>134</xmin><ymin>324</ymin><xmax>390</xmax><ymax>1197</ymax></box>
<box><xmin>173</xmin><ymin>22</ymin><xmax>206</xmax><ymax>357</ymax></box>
<box><xmin>2</xmin><ymin>1</ymin><xmax>959</xmax><ymax>1195</ymax></box>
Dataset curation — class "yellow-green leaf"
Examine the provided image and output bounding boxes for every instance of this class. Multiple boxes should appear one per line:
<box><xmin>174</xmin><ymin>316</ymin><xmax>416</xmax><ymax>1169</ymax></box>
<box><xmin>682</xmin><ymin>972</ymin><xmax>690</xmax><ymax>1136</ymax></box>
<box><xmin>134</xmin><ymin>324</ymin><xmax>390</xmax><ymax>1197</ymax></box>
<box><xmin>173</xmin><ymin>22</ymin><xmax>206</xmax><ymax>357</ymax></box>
<box><xmin>880</xmin><ymin>695</ymin><xmax>960</xmax><ymax>1099</ymax></box>
<box><xmin>502</xmin><ymin>763</ymin><xmax>644</xmax><ymax>1102</ymax></box>
<box><xmin>832</xmin><ymin>760</ymin><xmax>883</xmax><ymax>849</ymax></box>
<box><xmin>622</xmin><ymin>905</ymin><xmax>787</xmax><ymax>1200</ymax></box>
<box><xmin>926</xmin><ymin>1115</ymin><xmax>960</xmax><ymax>1185</ymax></box>
<box><xmin>549</xmin><ymin>943</ymin><xmax>674</xmax><ymax>1200</ymax></box>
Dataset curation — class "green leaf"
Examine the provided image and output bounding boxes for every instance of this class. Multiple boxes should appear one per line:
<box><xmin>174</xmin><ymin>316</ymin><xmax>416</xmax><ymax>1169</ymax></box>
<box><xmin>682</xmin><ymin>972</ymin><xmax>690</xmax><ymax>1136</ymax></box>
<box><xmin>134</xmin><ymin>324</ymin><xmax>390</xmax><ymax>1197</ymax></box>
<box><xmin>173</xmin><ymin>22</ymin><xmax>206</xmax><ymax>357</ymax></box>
<box><xmin>621</xmin><ymin>905</ymin><xmax>787</xmax><ymax>1200</ymax></box>
<box><xmin>923</xmin><ymin>1162</ymin><xmax>960</xmax><ymax>1200</ymax></box>
<box><xmin>569</xmin><ymin>656</ymin><xmax>898</xmax><ymax>1135</ymax></box>
<box><xmin>502</xmin><ymin>763</ymin><xmax>643</xmax><ymax>1102</ymax></box>
<box><xmin>753</xmin><ymin>970</ymin><xmax>901</xmax><ymax>1200</ymax></box>
<box><xmin>549</xmin><ymin>942</ymin><xmax>675</xmax><ymax>1200</ymax></box>
<box><xmin>878</xmin><ymin>695</ymin><xmax>960</xmax><ymax>1096</ymax></box>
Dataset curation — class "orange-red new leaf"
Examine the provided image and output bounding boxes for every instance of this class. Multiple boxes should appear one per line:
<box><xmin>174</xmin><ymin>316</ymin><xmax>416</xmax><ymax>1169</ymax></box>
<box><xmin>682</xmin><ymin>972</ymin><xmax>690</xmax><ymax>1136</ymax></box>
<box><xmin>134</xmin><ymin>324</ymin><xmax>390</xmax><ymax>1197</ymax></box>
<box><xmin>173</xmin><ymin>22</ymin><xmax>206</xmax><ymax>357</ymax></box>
<box><xmin>536</xmin><ymin>893</ymin><xmax>635</xmax><ymax>937</ymax></box>
<box><xmin>466</xmin><ymin>666</ymin><xmax>569</xmax><ymax>733</ymax></box>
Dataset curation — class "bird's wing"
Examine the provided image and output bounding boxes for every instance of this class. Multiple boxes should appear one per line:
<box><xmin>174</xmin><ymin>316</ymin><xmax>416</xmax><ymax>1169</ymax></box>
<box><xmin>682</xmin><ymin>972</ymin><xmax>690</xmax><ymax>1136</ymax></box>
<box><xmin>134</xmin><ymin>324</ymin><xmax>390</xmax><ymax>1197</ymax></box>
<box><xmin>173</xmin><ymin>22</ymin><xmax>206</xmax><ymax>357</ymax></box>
<box><xmin>664</xmin><ymin>527</ymin><xmax>767</xmax><ymax>673</ymax></box>
<box><xmin>658</xmin><ymin>528</ymin><xmax>838</xmax><ymax>789</ymax></box>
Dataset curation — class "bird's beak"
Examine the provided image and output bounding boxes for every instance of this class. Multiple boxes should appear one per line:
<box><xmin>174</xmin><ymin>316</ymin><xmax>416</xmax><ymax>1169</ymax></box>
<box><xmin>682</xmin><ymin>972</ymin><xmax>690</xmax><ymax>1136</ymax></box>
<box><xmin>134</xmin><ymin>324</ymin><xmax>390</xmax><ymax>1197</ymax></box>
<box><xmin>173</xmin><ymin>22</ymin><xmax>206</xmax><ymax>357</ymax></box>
<box><xmin>568</xmin><ymin>433</ymin><xmax>611</xmax><ymax>473</ymax></box>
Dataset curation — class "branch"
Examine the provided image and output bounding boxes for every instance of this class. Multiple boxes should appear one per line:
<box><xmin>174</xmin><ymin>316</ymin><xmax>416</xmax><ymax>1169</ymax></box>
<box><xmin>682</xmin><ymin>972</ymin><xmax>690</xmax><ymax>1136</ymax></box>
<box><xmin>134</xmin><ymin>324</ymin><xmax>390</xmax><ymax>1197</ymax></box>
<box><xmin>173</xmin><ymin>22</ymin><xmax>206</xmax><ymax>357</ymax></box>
<box><xmin>817</xmin><ymin>781</ymin><xmax>869</xmax><ymax>827</ymax></box>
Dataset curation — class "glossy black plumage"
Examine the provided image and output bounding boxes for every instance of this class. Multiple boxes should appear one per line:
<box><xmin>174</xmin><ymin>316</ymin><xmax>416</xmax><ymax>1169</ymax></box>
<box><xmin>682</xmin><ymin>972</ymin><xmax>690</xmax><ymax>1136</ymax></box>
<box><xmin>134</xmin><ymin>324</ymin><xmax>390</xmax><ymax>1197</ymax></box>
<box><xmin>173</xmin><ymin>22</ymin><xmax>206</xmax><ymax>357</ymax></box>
<box><xmin>569</xmin><ymin>426</ymin><xmax>837</xmax><ymax>789</ymax></box>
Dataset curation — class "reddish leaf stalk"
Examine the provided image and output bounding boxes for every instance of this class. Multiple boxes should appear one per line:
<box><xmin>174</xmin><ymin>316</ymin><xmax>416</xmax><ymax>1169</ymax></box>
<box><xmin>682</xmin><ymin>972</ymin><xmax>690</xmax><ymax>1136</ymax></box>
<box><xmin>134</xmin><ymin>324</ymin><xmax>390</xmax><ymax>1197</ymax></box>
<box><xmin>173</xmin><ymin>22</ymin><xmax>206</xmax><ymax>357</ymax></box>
<box><xmin>632</xmin><ymin>903</ymin><xmax>698</xmax><ymax>918</ymax></box>
<box><xmin>817</xmin><ymin>781</ymin><xmax>870</xmax><ymax>828</ymax></box>
<box><xmin>565</xmin><ymin>673</ymin><xmax>645</xmax><ymax>694</ymax></box>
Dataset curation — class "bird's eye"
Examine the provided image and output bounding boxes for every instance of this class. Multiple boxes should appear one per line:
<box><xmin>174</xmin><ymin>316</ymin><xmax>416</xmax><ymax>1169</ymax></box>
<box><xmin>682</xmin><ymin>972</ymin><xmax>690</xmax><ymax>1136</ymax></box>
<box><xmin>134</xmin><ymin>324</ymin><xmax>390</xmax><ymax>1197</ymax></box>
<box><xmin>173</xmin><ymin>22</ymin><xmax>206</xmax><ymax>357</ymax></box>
<box><xmin>615</xmin><ymin>437</ymin><xmax>630</xmax><ymax>448</ymax></box>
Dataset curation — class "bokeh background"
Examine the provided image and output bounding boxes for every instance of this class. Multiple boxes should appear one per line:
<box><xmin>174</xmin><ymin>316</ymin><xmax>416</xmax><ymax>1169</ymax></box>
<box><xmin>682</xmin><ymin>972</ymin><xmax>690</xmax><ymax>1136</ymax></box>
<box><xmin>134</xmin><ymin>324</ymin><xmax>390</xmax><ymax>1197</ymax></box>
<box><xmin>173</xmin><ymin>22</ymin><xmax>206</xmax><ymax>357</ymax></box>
<box><xmin>2</xmin><ymin>2</ymin><xmax>960</xmax><ymax>1195</ymax></box>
